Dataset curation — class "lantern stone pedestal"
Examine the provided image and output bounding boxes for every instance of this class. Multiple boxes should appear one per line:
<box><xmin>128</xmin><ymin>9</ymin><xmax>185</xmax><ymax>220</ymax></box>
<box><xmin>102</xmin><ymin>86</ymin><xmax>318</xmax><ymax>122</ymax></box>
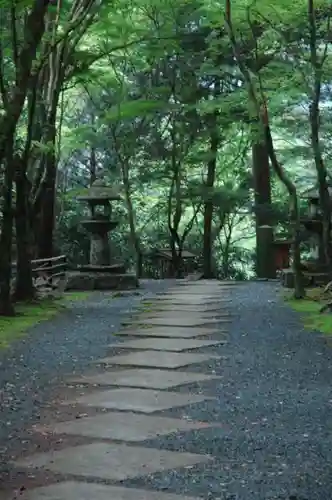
<box><xmin>65</xmin><ymin>179</ymin><xmax>138</xmax><ymax>291</ymax></box>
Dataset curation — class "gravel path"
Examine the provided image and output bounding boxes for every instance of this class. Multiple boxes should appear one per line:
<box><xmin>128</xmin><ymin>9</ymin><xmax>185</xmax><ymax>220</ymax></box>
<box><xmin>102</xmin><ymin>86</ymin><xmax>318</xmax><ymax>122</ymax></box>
<box><xmin>121</xmin><ymin>282</ymin><xmax>332</xmax><ymax>500</ymax></box>
<box><xmin>2</xmin><ymin>281</ymin><xmax>332</xmax><ymax>499</ymax></box>
<box><xmin>0</xmin><ymin>280</ymin><xmax>176</xmax><ymax>464</ymax></box>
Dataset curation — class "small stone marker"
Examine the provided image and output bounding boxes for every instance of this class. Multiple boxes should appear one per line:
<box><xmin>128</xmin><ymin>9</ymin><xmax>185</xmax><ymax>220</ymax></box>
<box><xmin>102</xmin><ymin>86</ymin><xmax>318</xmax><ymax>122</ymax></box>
<box><xmin>69</xmin><ymin>368</ymin><xmax>220</xmax><ymax>389</ymax></box>
<box><xmin>63</xmin><ymin>387</ymin><xmax>212</xmax><ymax>412</ymax></box>
<box><xmin>14</xmin><ymin>442</ymin><xmax>211</xmax><ymax>481</ymax></box>
<box><xmin>94</xmin><ymin>350</ymin><xmax>220</xmax><ymax>369</ymax></box>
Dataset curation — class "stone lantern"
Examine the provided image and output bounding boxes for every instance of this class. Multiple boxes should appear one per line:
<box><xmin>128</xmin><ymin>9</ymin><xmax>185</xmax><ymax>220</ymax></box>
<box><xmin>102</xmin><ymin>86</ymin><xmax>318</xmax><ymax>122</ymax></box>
<box><xmin>78</xmin><ymin>179</ymin><xmax>121</xmax><ymax>269</ymax></box>
<box><xmin>300</xmin><ymin>184</ymin><xmax>332</xmax><ymax>269</ymax></box>
<box><xmin>65</xmin><ymin>178</ymin><xmax>138</xmax><ymax>290</ymax></box>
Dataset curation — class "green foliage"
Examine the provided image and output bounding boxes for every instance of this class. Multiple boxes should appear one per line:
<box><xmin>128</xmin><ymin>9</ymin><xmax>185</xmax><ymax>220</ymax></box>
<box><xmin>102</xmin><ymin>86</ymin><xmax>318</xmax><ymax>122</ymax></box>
<box><xmin>1</xmin><ymin>0</ymin><xmax>331</xmax><ymax>294</ymax></box>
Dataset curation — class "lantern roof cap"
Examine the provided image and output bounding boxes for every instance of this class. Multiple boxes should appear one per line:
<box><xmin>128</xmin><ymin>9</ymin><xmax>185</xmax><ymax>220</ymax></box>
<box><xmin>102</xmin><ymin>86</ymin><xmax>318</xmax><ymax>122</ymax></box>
<box><xmin>77</xmin><ymin>178</ymin><xmax>121</xmax><ymax>202</ymax></box>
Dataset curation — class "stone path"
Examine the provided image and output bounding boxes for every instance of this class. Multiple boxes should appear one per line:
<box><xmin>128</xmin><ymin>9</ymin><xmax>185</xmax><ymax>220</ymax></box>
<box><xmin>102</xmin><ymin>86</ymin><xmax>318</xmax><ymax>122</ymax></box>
<box><xmin>8</xmin><ymin>280</ymin><xmax>231</xmax><ymax>500</ymax></box>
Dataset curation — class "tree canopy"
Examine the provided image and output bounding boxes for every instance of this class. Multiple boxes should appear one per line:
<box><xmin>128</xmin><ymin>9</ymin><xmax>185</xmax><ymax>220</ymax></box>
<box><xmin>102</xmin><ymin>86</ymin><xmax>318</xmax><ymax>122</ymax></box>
<box><xmin>0</xmin><ymin>0</ymin><xmax>331</xmax><ymax>313</ymax></box>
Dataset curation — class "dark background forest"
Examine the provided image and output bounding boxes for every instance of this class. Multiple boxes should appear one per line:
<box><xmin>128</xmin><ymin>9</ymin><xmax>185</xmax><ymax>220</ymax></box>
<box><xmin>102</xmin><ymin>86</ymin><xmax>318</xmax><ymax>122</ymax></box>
<box><xmin>0</xmin><ymin>0</ymin><xmax>331</xmax><ymax>314</ymax></box>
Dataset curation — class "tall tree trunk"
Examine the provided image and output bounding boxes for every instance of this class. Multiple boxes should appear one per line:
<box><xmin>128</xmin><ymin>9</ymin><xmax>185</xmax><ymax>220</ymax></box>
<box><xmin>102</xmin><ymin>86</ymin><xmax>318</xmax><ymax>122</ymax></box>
<box><xmin>0</xmin><ymin>138</ymin><xmax>15</xmax><ymax>315</ymax></box>
<box><xmin>252</xmin><ymin>140</ymin><xmax>276</xmax><ymax>278</ymax></box>
<box><xmin>203</xmin><ymin>115</ymin><xmax>218</xmax><ymax>279</ymax></box>
<box><xmin>120</xmin><ymin>159</ymin><xmax>143</xmax><ymax>279</ymax></box>
<box><xmin>225</xmin><ymin>0</ymin><xmax>304</xmax><ymax>298</ymax></box>
<box><xmin>14</xmin><ymin>73</ymin><xmax>40</xmax><ymax>300</ymax></box>
<box><xmin>264</xmin><ymin>120</ymin><xmax>304</xmax><ymax>298</ymax></box>
<box><xmin>14</xmin><ymin>157</ymin><xmax>35</xmax><ymax>301</ymax></box>
<box><xmin>167</xmin><ymin>131</ymin><xmax>183</xmax><ymax>278</ymax></box>
<box><xmin>90</xmin><ymin>146</ymin><xmax>97</xmax><ymax>186</ymax></box>
<box><xmin>308</xmin><ymin>0</ymin><xmax>332</xmax><ymax>269</ymax></box>
<box><xmin>36</xmin><ymin>120</ymin><xmax>57</xmax><ymax>258</ymax></box>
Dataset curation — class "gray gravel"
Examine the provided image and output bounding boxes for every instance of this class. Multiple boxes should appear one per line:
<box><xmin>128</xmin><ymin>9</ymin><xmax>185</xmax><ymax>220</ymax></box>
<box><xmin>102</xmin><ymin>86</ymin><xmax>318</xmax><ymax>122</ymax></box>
<box><xmin>2</xmin><ymin>281</ymin><xmax>332</xmax><ymax>499</ymax></box>
<box><xmin>0</xmin><ymin>279</ymin><xmax>176</xmax><ymax>462</ymax></box>
<box><xmin>121</xmin><ymin>282</ymin><xmax>332</xmax><ymax>500</ymax></box>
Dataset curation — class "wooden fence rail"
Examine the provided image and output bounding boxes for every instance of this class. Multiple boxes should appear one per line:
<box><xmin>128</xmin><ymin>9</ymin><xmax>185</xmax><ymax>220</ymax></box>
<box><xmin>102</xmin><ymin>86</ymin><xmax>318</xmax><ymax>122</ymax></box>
<box><xmin>12</xmin><ymin>255</ymin><xmax>67</xmax><ymax>283</ymax></box>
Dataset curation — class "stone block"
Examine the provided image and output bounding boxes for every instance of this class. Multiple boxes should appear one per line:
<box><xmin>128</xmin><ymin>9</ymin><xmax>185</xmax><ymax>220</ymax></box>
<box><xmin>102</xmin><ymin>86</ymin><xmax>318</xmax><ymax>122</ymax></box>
<box><xmin>95</xmin><ymin>350</ymin><xmax>220</xmax><ymax>369</ymax></box>
<box><xmin>14</xmin><ymin>442</ymin><xmax>211</xmax><ymax>481</ymax></box>
<box><xmin>70</xmin><ymin>368</ymin><xmax>220</xmax><ymax>389</ymax></box>
<box><xmin>63</xmin><ymin>387</ymin><xmax>212</xmax><ymax>412</ymax></box>
<box><xmin>45</xmin><ymin>411</ymin><xmax>211</xmax><ymax>441</ymax></box>
<box><xmin>109</xmin><ymin>337</ymin><xmax>225</xmax><ymax>351</ymax></box>
<box><xmin>16</xmin><ymin>481</ymin><xmax>205</xmax><ymax>500</ymax></box>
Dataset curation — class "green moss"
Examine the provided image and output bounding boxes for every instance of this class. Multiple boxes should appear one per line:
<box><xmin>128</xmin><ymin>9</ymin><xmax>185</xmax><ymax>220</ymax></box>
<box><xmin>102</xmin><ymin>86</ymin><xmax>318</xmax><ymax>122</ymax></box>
<box><xmin>0</xmin><ymin>291</ymin><xmax>92</xmax><ymax>349</ymax></box>
<box><xmin>286</xmin><ymin>295</ymin><xmax>332</xmax><ymax>335</ymax></box>
<box><xmin>63</xmin><ymin>291</ymin><xmax>92</xmax><ymax>301</ymax></box>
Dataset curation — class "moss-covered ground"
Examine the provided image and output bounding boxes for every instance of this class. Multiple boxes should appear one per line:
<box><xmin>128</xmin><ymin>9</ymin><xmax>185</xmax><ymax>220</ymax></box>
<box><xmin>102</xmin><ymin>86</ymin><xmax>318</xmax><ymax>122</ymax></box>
<box><xmin>0</xmin><ymin>291</ymin><xmax>91</xmax><ymax>349</ymax></box>
<box><xmin>285</xmin><ymin>287</ymin><xmax>332</xmax><ymax>335</ymax></box>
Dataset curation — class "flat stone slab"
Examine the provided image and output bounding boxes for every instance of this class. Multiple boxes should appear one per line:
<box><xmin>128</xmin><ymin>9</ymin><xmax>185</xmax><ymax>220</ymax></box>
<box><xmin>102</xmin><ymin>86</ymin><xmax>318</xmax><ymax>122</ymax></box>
<box><xmin>109</xmin><ymin>337</ymin><xmax>226</xmax><ymax>351</ymax></box>
<box><xmin>95</xmin><ymin>350</ymin><xmax>220</xmax><ymax>369</ymax></box>
<box><xmin>162</xmin><ymin>289</ymin><xmax>222</xmax><ymax>295</ymax></box>
<box><xmin>122</xmin><ymin>318</ymin><xmax>219</xmax><ymax>327</ymax></box>
<box><xmin>116</xmin><ymin>326</ymin><xmax>220</xmax><ymax>338</ymax></box>
<box><xmin>143</xmin><ymin>306</ymin><xmax>229</xmax><ymax>313</ymax></box>
<box><xmin>45</xmin><ymin>411</ymin><xmax>210</xmax><ymax>441</ymax></box>
<box><xmin>14</xmin><ymin>442</ymin><xmax>211</xmax><ymax>481</ymax></box>
<box><xmin>16</xmin><ymin>482</ymin><xmax>205</xmax><ymax>500</ymax></box>
<box><xmin>135</xmin><ymin>311</ymin><xmax>230</xmax><ymax>320</ymax></box>
<box><xmin>70</xmin><ymin>368</ymin><xmax>220</xmax><ymax>389</ymax></box>
<box><xmin>147</xmin><ymin>298</ymin><xmax>231</xmax><ymax>305</ymax></box>
<box><xmin>156</xmin><ymin>294</ymin><xmax>218</xmax><ymax>300</ymax></box>
<box><xmin>64</xmin><ymin>387</ymin><xmax>212</xmax><ymax>412</ymax></box>
<box><xmin>158</xmin><ymin>290</ymin><xmax>222</xmax><ymax>296</ymax></box>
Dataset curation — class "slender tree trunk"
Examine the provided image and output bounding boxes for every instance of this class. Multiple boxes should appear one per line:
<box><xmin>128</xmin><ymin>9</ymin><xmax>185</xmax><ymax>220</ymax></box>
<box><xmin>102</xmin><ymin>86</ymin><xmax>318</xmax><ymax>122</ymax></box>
<box><xmin>0</xmin><ymin>138</ymin><xmax>15</xmax><ymax>315</ymax></box>
<box><xmin>309</xmin><ymin>103</ymin><xmax>332</xmax><ymax>268</ymax></box>
<box><xmin>121</xmin><ymin>161</ymin><xmax>142</xmax><ymax>279</ymax></box>
<box><xmin>221</xmin><ymin>224</ymin><xmax>233</xmax><ymax>278</ymax></box>
<box><xmin>203</xmin><ymin>117</ymin><xmax>218</xmax><ymax>279</ymax></box>
<box><xmin>252</xmin><ymin>140</ymin><xmax>275</xmax><ymax>278</ymax></box>
<box><xmin>307</xmin><ymin>0</ymin><xmax>332</xmax><ymax>269</ymax></box>
<box><xmin>36</xmin><ymin>120</ymin><xmax>57</xmax><ymax>258</ymax></box>
<box><xmin>167</xmin><ymin>123</ymin><xmax>183</xmax><ymax>278</ymax></box>
<box><xmin>14</xmin><ymin>159</ymin><xmax>35</xmax><ymax>301</ymax></box>
<box><xmin>264</xmin><ymin>121</ymin><xmax>304</xmax><ymax>298</ymax></box>
<box><xmin>224</xmin><ymin>0</ymin><xmax>304</xmax><ymax>297</ymax></box>
<box><xmin>90</xmin><ymin>146</ymin><xmax>97</xmax><ymax>186</ymax></box>
<box><xmin>169</xmin><ymin>230</ymin><xmax>182</xmax><ymax>277</ymax></box>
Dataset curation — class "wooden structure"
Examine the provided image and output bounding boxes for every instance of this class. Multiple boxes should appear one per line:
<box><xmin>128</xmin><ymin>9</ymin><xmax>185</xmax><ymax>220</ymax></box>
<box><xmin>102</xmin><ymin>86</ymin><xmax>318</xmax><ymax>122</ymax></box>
<box><xmin>12</xmin><ymin>255</ymin><xmax>67</xmax><ymax>284</ymax></box>
<box><xmin>143</xmin><ymin>248</ymin><xmax>198</xmax><ymax>279</ymax></box>
<box><xmin>273</xmin><ymin>239</ymin><xmax>292</xmax><ymax>270</ymax></box>
<box><xmin>280</xmin><ymin>184</ymin><xmax>332</xmax><ymax>287</ymax></box>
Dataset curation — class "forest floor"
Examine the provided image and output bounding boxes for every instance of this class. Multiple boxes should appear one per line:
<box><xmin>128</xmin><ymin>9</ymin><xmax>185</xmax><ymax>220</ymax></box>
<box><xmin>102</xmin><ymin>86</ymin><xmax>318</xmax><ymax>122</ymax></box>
<box><xmin>1</xmin><ymin>280</ymin><xmax>332</xmax><ymax>500</ymax></box>
<box><xmin>285</xmin><ymin>287</ymin><xmax>332</xmax><ymax>337</ymax></box>
<box><xmin>0</xmin><ymin>292</ymin><xmax>92</xmax><ymax>349</ymax></box>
